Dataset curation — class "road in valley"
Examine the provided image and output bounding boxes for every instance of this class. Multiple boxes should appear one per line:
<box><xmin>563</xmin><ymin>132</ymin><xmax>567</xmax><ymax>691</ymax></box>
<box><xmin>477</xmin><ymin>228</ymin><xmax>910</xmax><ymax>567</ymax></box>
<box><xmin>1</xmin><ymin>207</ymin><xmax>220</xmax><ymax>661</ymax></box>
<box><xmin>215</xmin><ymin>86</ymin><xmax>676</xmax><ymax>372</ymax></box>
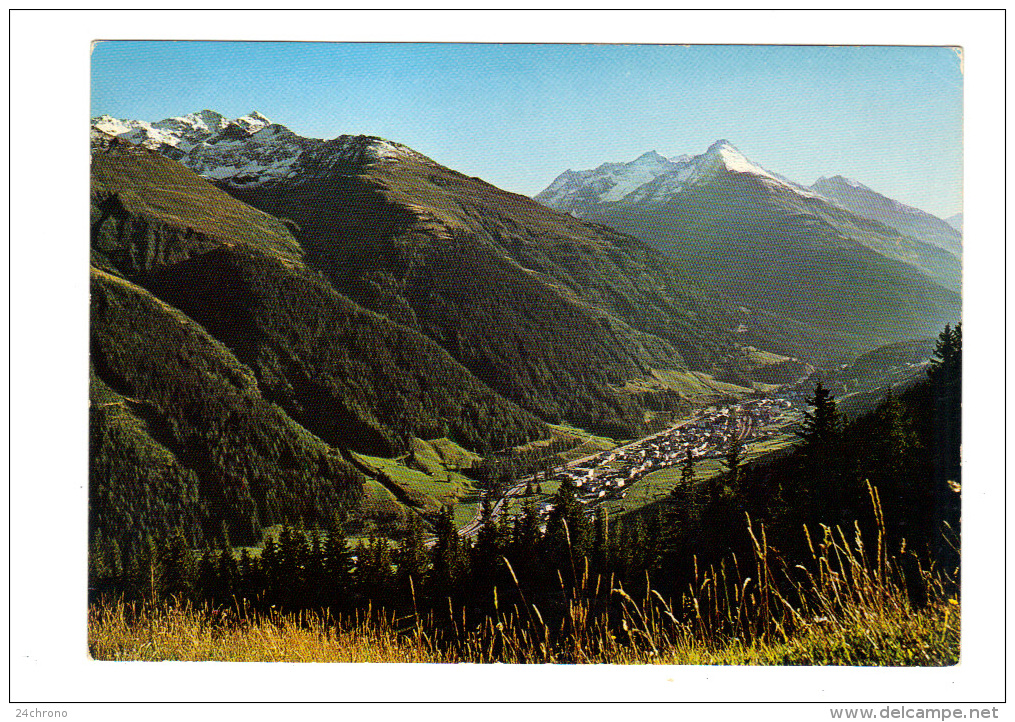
<box><xmin>452</xmin><ymin>396</ymin><xmax>791</xmax><ymax>541</ymax></box>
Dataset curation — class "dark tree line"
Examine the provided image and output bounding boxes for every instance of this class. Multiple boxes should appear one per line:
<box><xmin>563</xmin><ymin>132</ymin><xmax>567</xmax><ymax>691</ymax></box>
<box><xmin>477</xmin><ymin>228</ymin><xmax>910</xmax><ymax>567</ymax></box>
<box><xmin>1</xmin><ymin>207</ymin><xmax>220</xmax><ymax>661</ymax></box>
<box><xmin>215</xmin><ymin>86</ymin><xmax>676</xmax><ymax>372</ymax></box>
<box><xmin>649</xmin><ymin>324</ymin><xmax>962</xmax><ymax>607</ymax></box>
<box><xmin>90</xmin><ymin>326</ymin><xmax>961</xmax><ymax>648</ymax></box>
<box><xmin>89</xmin><ymin>474</ymin><xmax>667</xmax><ymax>638</ymax></box>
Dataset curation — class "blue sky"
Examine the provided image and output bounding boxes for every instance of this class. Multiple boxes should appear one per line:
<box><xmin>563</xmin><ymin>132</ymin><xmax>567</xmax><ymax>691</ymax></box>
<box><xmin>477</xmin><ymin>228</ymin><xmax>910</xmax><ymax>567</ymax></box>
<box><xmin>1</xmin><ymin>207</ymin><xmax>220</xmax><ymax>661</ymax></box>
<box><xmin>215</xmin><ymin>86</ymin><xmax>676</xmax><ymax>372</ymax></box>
<box><xmin>92</xmin><ymin>42</ymin><xmax>963</xmax><ymax>218</ymax></box>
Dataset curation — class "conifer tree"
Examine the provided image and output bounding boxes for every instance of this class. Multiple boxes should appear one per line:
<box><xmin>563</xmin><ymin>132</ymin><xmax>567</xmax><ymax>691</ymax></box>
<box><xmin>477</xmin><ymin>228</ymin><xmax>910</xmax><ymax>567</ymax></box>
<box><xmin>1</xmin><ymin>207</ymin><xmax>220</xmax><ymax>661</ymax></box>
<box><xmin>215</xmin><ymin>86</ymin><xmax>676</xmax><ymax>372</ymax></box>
<box><xmin>303</xmin><ymin>528</ymin><xmax>326</xmax><ymax>610</ymax></box>
<box><xmin>591</xmin><ymin>506</ymin><xmax>610</xmax><ymax>577</ymax></box>
<box><xmin>928</xmin><ymin>323</ymin><xmax>961</xmax><ymax>483</ymax></box>
<box><xmin>260</xmin><ymin>533</ymin><xmax>281</xmax><ymax>604</ymax></box>
<box><xmin>929</xmin><ymin>323</ymin><xmax>962</xmax><ymax>386</ymax></box>
<box><xmin>723</xmin><ymin>438</ymin><xmax>743</xmax><ymax>489</ymax></box>
<box><xmin>794</xmin><ymin>382</ymin><xmax>846</xmax><ymax>526</ymax></box>
<box><xmin>678</xmin><ymin>448</ymin><xmax>695</xmax><ymax>491</ymax></box>
<box><xmin>133</xmin><ymin>533</ymin><xmax>160</xmax><ymax>602</ymax></box>
<box><xmin>324</xmin><ymin>515</ymin><xmax>355</xmax><ymax>609</ymax></box>
<box><xmin>927</xmin><ymin>323</ymin><xmax>962</xmax><ymax>568</ymax></box>
<box><xmin>666</xmin><ymin>448</ymin><xmax>697</xmax><ymax>544</ymax></box>
<box><xmin>396</xmin><ymin>514</ymin><xmax>428</xmax><ymax>598</ymax></box>
<box><xmin>352</xmin><ymin>538</ymin><xmax>370</xmax><ymax>597</ymax></box>
<box><xmin>220</xmin><ymin>548</ymin><xmax>239</xmax><ymax>603</ymax></box>
<box><xmin>196</xmin><ymin>549</ymin><xmax>216</xmax><ymax>601</ymax></box>
<box><xmin>472</xmin><ymin>498</ymin><xmax>506</xmax><ymax>598</ymax></box>
<box><xmin>356</xmin><ymin>536</ymin><xmax>394</xmax><ymax>604</ymax></box>
<box><xmin>429</xmin><ymin>505</ymin><xmax>468</xmax><ymax>607</ymax></box>
<box><xmin>158</xmin><ymin>528</ymin><xmax>195</xmax><ymax>602</ymax></box>
<box><xmin>543</xmin><ymin>476</ymin><xmax>592</xmax><ymax>588</ymax></box>
<box><xmin>510</xmin><ymin>499</ymin><xmax>541</xmax><ymax>582</ymax></box>
<box><xmin>643</xmin><ymin>508</ymin><xmax>664</xmax><ymax>572</ymax></box>
<box><xmin>797</xmin><ymin>383</ymin><xmax>842</xmax><ymax>449</ymax></box>
<box><xmin>236</xmin><ymin>547</ymin><xmax>254</xmax><ymax>603</ymax></box>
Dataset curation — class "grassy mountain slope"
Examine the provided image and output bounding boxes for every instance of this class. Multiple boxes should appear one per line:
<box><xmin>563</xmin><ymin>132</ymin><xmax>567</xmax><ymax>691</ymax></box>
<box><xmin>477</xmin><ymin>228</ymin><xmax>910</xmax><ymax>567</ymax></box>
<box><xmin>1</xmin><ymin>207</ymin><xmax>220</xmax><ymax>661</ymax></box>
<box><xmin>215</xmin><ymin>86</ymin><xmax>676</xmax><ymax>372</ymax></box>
<box><xmin>808</xmin><ymin>337</ymin><xmax>938</xmax><ymax>419</ymax></box>
<box><xmin>90</xmin><ymin>142</ymin><xmax>557</xmax><ymax>549</ymax></box>
<box><xmin>91</xmin><ymin>142</ymin><xmax>548</xmax><ymax>451</ymax></box>
<box><xmin>224</xmin><ymin>138</ymin><xmax>747</xmax><ymax>435</ymax></box>
<box><xmin>91</xmin><ymin>139</ymin><xmax>303</xmax><ymax>275</ymax></box>
<box><xmin>587</xmin><ymin>172</ymin><xmax>961</xmax><ymax>355</ymax></box>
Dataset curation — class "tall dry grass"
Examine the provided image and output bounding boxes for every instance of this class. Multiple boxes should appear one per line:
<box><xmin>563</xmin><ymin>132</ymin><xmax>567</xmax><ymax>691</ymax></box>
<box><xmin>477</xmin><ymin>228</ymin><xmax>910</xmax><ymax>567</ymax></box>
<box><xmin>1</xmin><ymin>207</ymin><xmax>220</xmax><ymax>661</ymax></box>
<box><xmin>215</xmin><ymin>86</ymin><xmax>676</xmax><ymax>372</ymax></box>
<box><xmin>89</xmin><ymin>487</ymin><xmax>959</xmax><ymax>665</ymax></box>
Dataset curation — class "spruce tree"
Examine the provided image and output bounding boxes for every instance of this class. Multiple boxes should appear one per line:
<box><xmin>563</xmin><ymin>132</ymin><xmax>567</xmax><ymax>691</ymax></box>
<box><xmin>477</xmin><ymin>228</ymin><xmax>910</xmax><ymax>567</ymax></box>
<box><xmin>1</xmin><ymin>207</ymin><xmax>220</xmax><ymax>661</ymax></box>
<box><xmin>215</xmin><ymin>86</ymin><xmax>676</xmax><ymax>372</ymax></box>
<box><xmin>396</xmin><ymin>514</ymin><xmax>428</xmax><ymax>599</ymax></box>
<box><xmin>197</xmin><ymin>549</ymin><xmax>219</xmax><ymax>602</ymax></box>
<box><xmin>796</xmin><ymin>383</ymin><xmax>845</xmax><ymax>526</ymax></box>
<box><xmin>543</xmin><ymin>476</ymin><xmax>592</xmax><ymax>589</ymax></box>
<box><xmin>510</xmin><ymin>499</ymin><xmax>541</xmax><ymax>582</ymax></box>
<box><xmin>927</xmin><ymin>323</ymin><xmax>962</xmax><ymax>570</ymax></box>
<box><xmin>797</xmin><ymin>383</ymin><xmax>842</xmax><ymax>449</ymax></box>
<box><xmin>722</xmin><ymin>438</ymin><xmax>743</xmax><ymax>489</ymax></box>
<box><xmin>678</xmin><ymin>448</ymin><xmax>695</xmax><ymax>491</ymax></box>
<box><xmin>429</xmin><ymin>505</ymin><xmax>468</xmax><ymax>608</ymax></box>
<box><xmin>304</xmin><ymin>528</ymin><xmax>326</xmax><ymax>610</ymax></box>
<box><xmin>158</xmin><ymin>528</ymin><xmax>195</xmax><ymax>603</ymax></box>
<box><xmin>472</xmin><ymin>498</ymin><xmax>506</xmax><ymax>599</ymax></box>
<box><xmin>591</xmin><ymin>506</ymin><xmax>610</xmax><ymax>578</ymax></box>
<box><xmin>237</xmin><ymin>547</ymin><xmax>254</xmax><ymax>604</ymax></box>
<box><xmin>357</xmin><ymin>536</ymin><xmax>394</xmax><ymax>604</ymax></box>
<box><xmin>260</xmin><ymin>533</ymin><xmax>281</xmax><ymax>605</ymax></box>
<box><xmin>324</xmin><ymin>515</ymin><xmax>355</xmax><ymax>609</ymax></box>
<box><xmin>352</xmin><ymin>538</ymin><xmax>370</xmax><ymax>598</ymax></box>
<box><xmin>929</xmin><ymin>323</ymin><xmax>962</xmax><ymax>386</ymax></box>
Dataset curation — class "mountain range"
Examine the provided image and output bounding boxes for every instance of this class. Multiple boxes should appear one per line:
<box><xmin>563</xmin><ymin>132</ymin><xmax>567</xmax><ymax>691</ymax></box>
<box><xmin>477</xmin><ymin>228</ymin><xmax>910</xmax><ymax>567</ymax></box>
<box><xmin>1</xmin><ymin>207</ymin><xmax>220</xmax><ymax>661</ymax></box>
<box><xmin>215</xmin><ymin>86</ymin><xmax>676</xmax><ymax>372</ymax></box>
<box><xmin>536</xmin><ymin>140</ymin><xmax>961</xmax><ymax>358</ymax></box>
<box><xmin>89</xmin><ymin>109</ymin><xmax>961</xmax><ymax>552</ymax></box>
<box><xmin>89</xmin><ymin>110</ymin><xmax>767</xmax><ymax>550</ymax></box>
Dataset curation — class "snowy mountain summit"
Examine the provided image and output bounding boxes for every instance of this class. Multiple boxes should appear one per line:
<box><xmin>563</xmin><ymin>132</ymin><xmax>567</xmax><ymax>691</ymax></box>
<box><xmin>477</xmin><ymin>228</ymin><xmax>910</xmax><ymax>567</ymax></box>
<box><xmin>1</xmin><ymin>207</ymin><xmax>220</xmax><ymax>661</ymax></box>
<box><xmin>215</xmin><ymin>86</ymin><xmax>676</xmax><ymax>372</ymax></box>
<box><xmin>535</xmin><ymin>139</ymin><xmax>818</xmax><ymax>217</ymax></box>
<box><xmin>91</xmin><ymin>110</ymin><xmax>428</xmax><ymax>188</ymax></box>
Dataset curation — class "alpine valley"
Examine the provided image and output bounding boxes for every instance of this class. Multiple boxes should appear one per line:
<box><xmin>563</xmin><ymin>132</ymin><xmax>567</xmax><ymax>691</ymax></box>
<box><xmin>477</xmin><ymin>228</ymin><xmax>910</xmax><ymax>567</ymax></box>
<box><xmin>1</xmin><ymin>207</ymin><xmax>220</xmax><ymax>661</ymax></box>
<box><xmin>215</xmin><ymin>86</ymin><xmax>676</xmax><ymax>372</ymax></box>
<box><xmin>89</xmin><ymin>110</ymin><xmax>960</xmax><ymax>553</ymax></box>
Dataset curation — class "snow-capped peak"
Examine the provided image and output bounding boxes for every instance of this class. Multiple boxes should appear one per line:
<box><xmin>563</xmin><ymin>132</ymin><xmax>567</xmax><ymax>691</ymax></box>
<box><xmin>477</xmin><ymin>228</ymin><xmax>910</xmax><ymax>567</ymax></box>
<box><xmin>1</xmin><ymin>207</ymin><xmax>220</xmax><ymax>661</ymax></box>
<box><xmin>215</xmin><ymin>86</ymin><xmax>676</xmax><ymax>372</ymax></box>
<box><xmin>814</xmin><ymin>174</ymin><xmax>864</xmax><ymax>190</ymax></box>
<box><xmin>534</xmin><ymin>149</ymin><xmax>691</xmax><ymax>213</ymax></box>
<box><xmin>151</xmin><ymin>109</ymin><xmax>228</xmax><ymax>136</ymax></box>
<box><xmin>91</xmin><ymin>115</ymin><xmax>148</xmax><ymax>137</ymax></box>
<box><xmin>233</xmin><ymin>111</ymin><xmax>272</xmax><ymax>132</ymax></box>
<box><xmin>537</xmin><ymin>139</ymin><xmax>823</xmax><ymax>212</ymax></box>
<box><xmin>90</xmin><ymin>110</ymin><xmax>438</xmax><ymax>189</ymax></box>
<box><xmin>705</xmin><ymin>140</ymin><xmax>773</xmax><ymax>177</ymax></box>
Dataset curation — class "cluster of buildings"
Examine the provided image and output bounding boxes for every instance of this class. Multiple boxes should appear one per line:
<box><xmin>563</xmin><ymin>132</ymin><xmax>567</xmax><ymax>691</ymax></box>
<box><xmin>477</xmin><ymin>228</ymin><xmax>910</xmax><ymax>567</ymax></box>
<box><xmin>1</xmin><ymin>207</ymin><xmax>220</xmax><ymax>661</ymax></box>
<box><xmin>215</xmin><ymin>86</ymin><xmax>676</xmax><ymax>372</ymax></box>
<box><xmin>534</xmin><ymin>396</ymin><xmax>797</xmax><ymax>522</ymax></box>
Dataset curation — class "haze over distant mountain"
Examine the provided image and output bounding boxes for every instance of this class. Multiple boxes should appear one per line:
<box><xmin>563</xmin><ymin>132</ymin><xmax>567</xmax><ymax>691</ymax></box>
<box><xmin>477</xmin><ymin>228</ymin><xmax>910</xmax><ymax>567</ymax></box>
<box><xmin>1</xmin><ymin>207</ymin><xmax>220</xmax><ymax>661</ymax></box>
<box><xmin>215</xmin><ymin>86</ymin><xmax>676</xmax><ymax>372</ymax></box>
<box><xmin>810</xmin><ymin>175</ymin><xmax>962</xmax><ymax>257</ymax></box>
<box><xmin>945</xmin><ymin>213</ymin><xmax>963</xmax><ymax>232</ymax></box>
<box><xmin>535</xmin><ymin>140</ymin><xmax>961</xmax><ymax>358</ymax></box>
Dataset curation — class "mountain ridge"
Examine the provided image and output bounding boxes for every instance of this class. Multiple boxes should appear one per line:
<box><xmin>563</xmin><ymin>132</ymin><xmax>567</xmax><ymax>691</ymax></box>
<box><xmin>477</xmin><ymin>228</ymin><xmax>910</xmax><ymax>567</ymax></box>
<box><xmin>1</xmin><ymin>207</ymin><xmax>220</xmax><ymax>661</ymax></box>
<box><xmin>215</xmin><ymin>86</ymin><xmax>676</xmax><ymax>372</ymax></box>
<box><xmin>810</xmin><ymin>175</ymin><xmax>962</xmax><ymax>257</ymax></box>
<box><xmin>534</xmin><ymin>140</ymin><xmax>961</xmax><ymax>357</ymax></box>
<box><xmin>92</xmin><ymin>113</ymin><xmax>761</xmax><ymax>441</ymax></box>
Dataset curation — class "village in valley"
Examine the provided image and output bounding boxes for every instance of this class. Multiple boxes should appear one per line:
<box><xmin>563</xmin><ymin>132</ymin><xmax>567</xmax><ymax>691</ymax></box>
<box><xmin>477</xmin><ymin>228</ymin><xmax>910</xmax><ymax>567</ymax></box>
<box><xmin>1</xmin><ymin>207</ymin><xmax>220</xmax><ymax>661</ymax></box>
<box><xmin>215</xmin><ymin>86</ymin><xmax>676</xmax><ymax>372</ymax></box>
<box><xmin>529</xmin><ymin>396</ymin><xmax>799</xmax><ymax>525</ymax></box>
